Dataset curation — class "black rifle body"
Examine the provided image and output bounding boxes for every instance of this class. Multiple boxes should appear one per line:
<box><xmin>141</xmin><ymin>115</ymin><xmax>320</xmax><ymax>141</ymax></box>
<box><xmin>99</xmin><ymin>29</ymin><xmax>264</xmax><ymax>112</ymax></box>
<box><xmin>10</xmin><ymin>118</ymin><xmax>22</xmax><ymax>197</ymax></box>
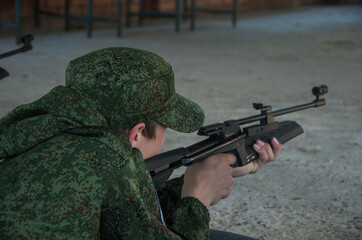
<box><xmin>0</xmin><ymin>34</ymin><xmax>33</xmax><ymax>80</ymax></box>
<box><xmin>147</xmin><ymin>85</ymin><xmax>328</xmax><ymax>190</ymax></box>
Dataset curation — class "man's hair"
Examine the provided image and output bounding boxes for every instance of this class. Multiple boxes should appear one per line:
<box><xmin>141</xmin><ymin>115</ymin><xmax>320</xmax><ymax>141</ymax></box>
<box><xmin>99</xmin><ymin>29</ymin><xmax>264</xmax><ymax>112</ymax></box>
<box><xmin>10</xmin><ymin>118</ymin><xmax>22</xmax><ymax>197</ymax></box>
<box><xmin>123</xmin><ymin>120</ymin><xmax>158</xmax><ymax>140</ymax></box>
<box><xmin>142</xmin><ymin>120</ymin><xmax>158</xmax><ymax>139</ymax></box>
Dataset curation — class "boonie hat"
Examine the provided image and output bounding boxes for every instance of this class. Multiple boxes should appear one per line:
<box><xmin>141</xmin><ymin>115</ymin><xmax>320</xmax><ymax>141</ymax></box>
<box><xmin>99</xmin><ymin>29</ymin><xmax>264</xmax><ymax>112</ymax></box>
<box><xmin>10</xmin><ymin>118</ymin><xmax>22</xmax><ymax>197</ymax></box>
<box><xmin>65</xmin><ymin>47</ymin><xmax>204</xmax><ymax>133</ymax></box>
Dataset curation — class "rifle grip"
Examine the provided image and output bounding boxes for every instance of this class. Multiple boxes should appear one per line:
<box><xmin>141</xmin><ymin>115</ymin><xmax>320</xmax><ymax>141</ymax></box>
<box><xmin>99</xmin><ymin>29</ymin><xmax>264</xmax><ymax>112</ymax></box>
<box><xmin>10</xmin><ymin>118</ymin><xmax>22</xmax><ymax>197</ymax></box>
<box><xmin>233</xmin><ymin>120</ymin><xmax>304</xmax><ymax>167</ymax></box>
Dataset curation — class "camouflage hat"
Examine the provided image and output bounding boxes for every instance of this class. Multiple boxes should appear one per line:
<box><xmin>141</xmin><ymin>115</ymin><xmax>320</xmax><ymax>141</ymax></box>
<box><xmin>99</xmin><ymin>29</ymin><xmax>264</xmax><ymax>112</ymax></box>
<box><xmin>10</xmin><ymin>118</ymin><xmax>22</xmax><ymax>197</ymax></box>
<box><xmin>65</xmin><ymin>47</ymin><xmax>204</xmax><ymax>133</ymax></box>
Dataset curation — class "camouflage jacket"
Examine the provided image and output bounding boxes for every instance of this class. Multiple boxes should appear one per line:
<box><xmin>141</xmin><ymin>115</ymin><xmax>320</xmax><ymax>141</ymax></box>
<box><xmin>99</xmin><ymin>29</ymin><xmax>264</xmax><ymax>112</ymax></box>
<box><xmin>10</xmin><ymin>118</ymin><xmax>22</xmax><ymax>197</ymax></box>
<box><xmin>0</xmin><ymin>86</ymin><xmax>210</xmax><ymax>239</ymax></box>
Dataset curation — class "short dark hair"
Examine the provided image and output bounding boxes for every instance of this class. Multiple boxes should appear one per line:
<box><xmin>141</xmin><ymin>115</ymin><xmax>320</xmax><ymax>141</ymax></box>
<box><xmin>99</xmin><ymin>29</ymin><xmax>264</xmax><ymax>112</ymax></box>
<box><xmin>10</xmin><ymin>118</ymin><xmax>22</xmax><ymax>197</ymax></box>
<box><xmin>142</xmin><ymin>120</ymin><xmax>158</xmax><ymax>139</ymax></box>
<box><xmin>123</xmin><ymin>120</ymin><xmax>159</xmax><ymax>140</ymax></box>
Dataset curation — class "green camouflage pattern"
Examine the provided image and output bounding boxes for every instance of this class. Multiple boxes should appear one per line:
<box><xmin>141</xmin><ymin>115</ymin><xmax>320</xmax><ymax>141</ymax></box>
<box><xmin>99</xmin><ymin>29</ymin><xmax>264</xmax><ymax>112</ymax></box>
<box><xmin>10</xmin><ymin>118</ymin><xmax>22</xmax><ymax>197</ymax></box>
<box><xmin>66</xmin><ymin>47</ymin><xmax>204</xmax><ymax>133</ymax></box>
<box><xmin>0</xmin><ymin>47</ymin><xmax>210</xmax><ymax>239</ymax></box>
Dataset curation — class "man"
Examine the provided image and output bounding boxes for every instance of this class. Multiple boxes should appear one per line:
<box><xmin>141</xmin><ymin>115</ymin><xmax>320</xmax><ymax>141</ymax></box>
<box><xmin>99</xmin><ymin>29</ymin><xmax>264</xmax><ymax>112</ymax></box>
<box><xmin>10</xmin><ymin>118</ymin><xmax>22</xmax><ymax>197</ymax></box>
<box><xmin>0</xmin><ymin>47</ymin><xmax>282</xmax><ymax>239</ymax></box>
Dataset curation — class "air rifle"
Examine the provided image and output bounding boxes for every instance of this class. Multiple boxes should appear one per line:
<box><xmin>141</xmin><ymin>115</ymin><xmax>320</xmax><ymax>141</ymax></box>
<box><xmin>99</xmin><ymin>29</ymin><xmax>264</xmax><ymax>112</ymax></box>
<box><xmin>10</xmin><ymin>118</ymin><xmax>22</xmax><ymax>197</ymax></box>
<box><xmin>146</xmin><ymin>85</ymin><xmax>328</xmax><ymax>190</ymax></box>
<box><xmin>0</xmin><ymin>34</ymin><xmax>33</xmax><ymax>80</ymax></box>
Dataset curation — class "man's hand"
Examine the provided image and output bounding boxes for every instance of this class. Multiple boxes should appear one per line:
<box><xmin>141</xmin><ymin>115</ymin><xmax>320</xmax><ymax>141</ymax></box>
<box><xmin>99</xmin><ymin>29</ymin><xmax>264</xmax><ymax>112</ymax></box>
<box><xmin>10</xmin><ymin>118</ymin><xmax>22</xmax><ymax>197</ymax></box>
<box><xmin>232</xmin><ymin>137</ymin><xmax>283</xmax><ymax>177</ymax></box>
<box><xmin>181</xmin><ymin>137</ymin><xmax>282</xmax><ymax>208</ymax></box>
<box><xmin>182</xmin><ymin>153</ymin><xmax>236</xmax><ymax>209</ymax></box>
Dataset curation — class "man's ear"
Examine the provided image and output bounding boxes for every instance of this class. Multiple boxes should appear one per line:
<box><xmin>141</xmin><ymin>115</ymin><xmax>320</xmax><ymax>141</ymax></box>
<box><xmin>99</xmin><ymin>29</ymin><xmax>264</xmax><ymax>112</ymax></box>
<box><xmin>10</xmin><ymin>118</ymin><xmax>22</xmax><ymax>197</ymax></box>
<box><xmin>126</xmin><ymin>123</ymin><xmax>146</xmax><ymax>148</ymax></box>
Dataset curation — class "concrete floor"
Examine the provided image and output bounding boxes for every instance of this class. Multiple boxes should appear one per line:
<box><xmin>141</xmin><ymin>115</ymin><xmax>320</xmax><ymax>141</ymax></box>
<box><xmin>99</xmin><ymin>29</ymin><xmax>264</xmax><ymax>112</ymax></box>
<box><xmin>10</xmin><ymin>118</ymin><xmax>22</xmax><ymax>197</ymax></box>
<box><xmin>1</xmin><ymin>4</ymin><xmax>362</xmax><ymax>240</ymax></box>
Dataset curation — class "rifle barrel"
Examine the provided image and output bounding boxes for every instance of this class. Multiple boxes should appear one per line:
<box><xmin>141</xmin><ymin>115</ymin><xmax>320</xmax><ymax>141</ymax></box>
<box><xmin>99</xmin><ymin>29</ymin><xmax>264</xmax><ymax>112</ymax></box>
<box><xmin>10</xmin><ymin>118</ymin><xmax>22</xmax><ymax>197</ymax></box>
<box><xmin>0</xmin><ymin>49</ymin><xmax>24</xmax><ymax>59</ymax></box>
<box><xmin>237</xmin><ymin>99</ymin><xmax>326</xmax><ymax>126</ymax></box>
<box><xmin>273</xmin><ymin>99</ymin><xmax>325</xmax><ymax>117</ymax></box>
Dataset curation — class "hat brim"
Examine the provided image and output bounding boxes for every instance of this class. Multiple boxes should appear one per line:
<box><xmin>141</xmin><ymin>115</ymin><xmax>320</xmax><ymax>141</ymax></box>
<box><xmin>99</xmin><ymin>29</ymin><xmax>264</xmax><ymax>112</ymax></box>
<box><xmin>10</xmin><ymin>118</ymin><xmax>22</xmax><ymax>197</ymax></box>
<box><xmin>156</xmin><ymin>94</ymin><xmax>205</xmax><ymax>133</ymax></box>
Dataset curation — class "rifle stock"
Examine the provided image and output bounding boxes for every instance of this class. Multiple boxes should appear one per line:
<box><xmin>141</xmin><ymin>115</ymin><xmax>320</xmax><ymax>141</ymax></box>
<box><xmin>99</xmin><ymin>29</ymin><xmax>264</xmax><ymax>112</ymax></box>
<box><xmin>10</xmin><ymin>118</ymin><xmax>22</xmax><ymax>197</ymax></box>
<box><xmin>146</xmin><ymin>85</ymin><xmax>328</xmax><ymax>190</ymax></box>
